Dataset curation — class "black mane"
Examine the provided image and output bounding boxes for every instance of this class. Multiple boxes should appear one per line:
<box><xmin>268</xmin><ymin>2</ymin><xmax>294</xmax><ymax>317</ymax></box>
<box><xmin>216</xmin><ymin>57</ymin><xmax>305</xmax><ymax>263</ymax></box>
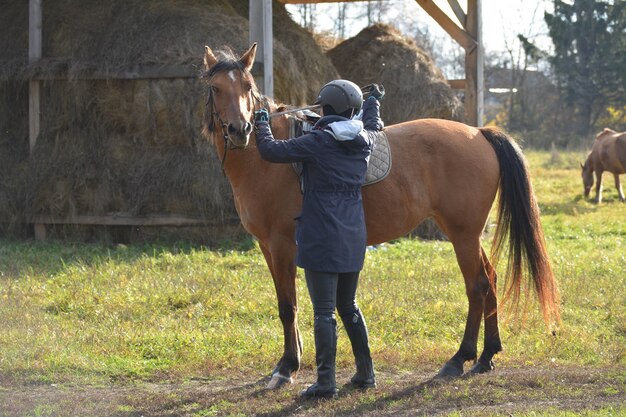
<box><xmin>205</xmin><ymin>59</ymin><xmax>247</xmax><ymax>79</ymax></box>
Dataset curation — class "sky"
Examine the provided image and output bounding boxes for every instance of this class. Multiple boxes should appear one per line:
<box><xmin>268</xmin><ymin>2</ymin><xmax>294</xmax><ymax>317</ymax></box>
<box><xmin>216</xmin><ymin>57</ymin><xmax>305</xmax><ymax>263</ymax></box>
<box><xmin>285</xmin><ymin>0</ymin><xmax>553</xmax><ymax>57</ymax></box>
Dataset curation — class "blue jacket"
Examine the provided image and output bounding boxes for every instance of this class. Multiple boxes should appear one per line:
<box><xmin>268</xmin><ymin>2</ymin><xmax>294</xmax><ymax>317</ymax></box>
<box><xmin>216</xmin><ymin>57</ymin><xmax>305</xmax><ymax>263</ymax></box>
<box><xmin>255</xmin><ymin>97</ymin><xmax>383</xmax><ymax>272</ymax></box>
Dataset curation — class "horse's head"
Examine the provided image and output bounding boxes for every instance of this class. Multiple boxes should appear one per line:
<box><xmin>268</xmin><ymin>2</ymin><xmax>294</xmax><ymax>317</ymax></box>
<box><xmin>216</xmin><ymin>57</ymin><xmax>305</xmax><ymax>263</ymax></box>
<box><xmin>202</xmin><ymin>44</ymin><xmax>261</xmax><ymax>149</ymax></box>
<box><xmin>580</xmin><ymin>158</ymin><xmax>594</xmax><ymax>197</ymax></box>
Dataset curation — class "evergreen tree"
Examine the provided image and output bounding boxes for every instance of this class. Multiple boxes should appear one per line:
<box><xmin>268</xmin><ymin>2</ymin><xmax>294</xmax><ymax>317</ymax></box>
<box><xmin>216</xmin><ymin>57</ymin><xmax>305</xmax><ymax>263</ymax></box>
<box><xmin>545</xmin><ymin>0</ymin><xmax>626</xmax><ymax>135</ymax></box>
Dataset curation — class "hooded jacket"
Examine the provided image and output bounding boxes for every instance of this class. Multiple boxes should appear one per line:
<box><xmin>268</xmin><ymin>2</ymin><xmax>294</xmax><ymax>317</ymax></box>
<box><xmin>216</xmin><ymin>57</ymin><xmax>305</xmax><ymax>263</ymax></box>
<box><xmin>255</xmin><ymin>97</ymin><xmax>383</xmax><ymax>272</ymax></box>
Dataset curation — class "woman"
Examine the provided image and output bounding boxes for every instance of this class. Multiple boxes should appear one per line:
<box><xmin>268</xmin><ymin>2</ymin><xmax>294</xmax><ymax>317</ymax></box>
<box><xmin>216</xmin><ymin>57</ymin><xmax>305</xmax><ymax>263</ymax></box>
<box><xmin>253</xmin><ymin>80</ymin><xmax>384</xmax><ymax>398</ymax></box>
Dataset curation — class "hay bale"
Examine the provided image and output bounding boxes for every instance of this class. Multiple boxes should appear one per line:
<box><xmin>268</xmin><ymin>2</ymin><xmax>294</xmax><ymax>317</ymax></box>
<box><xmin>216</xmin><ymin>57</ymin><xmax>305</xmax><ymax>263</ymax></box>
<box><xmin>327</xmin><ymin>24</ymin><xmax>464</xmax><ymax>125</ymax></box>
<box><xmin>227</xmin><ymin>0</ymin><xmax>340</xmax><ymax>103</ymax></box>
<box><xmin>328</xmin><ymin>24</ymin><xmax>463</xmax><ymax>240</ymax></box>
<box><xmin>0</xmin><ymin>0</ymin><xmax>338</xmax><ymax>238</ymax></box>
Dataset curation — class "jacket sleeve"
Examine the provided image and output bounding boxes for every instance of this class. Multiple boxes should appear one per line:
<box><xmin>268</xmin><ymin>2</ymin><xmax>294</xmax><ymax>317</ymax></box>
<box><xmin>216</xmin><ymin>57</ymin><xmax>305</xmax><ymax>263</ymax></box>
<box><xmin>362</xmin><ymin>96</ymin><xmax>384</xmax><ymax>132</ymax></box>
<box><xmin>255</xmin><ymin>121</ymin><xmax>318</xmax><ymax>163</ymax></box>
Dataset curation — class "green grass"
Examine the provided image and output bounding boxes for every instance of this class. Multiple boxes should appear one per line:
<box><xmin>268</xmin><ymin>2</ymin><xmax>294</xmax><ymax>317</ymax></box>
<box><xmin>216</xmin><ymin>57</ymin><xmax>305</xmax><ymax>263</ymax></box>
<box><xmin>0</xmin><ymin>150</ymin><xmax>624</xmax><ymax>388</ymax></box>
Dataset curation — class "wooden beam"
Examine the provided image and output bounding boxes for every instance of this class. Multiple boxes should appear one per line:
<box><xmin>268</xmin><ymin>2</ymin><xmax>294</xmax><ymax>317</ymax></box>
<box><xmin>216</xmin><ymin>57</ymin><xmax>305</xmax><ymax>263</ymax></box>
<box><xmin>278</xmin><ymin>0</ymin><xmax>349</xmax><ymax>3</ymax></box>
<box><xmin>447</xmin><ymin>0</ymin><xmax>466</xmax><ymax>27</ymax></box>
<box><xmin>414</xmin><ymin>0</ymin><xmax>476</xmax><ymax>51</ymax></box>
<box><xmin>447</xmin><ymin>79</ymin><xmax>466</xmax><ymax>89</ymax></box>
<box><xmin>29</xmin><ymin>0</ymin><xmax>45</xmax><ymax>241</ymax></box>
<box><xmin>249</xmin><ymin>0</ymin><xmax>274</xmax><ymax>97</ymax></box>
<box><xmin>464</xmin><ymin>0</ymin><xmax>484</xmax><ymax>126</ymax></box>
<box><xmin>33</xmin><ymin>214</ymin><xmax>239</xmax><ymax>227</ymax></box>
<box><xmin>29</xmin><ymin>0</ymin><xmax>41</xmax><ymax>151</ymax></box>
<box><xmin>30</xmin><ymin>64</ymin><xmax>198</xmax><ymax>81</ymax></box>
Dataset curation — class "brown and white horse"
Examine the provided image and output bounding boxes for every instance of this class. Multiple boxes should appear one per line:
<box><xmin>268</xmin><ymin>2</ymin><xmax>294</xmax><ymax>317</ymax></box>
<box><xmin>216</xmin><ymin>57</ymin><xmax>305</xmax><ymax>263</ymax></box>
<box><xmin>201</xmin><ymin>44</ymin><xmax>560</xmax><ymax>389</ymax></box>
<box><xmin>581</xmin><ymin>128</ymin><xmax>626</xmax><ymax>203</ymax></box>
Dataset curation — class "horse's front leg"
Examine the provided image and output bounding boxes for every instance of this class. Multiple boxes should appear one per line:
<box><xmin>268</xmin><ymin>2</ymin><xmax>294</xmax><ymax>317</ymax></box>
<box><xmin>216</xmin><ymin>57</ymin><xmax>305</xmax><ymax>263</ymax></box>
<box><xmin>614</xmin><ymin>173</ymin><xmax>625</xmax><ymax>202</ymax></box>
<box><xmin>258</xmin><ymin>237</ymin><xmax>302</xmax><ymax>389</ymax></box>
<box><xmin>594</xmin><ymin>170</ymin><xmax>604</xmax><ymax>203</ymax></box>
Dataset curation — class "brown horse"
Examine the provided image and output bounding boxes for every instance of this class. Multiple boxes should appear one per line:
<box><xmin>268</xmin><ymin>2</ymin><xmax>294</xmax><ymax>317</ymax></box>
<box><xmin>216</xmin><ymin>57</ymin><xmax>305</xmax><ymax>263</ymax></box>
<box><xmin>581</xmin><ymin>128</ymin><xmax>626</xmax><ymax>203</ymax></box>
<box><xmin>201</xmin><ymin>44</ymin><xmax>560</xmax><ymax>389</ymax></box>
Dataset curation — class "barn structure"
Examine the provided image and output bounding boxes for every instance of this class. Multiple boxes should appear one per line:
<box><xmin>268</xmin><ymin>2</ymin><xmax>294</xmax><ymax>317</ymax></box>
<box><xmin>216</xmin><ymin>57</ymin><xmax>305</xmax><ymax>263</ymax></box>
<box><xmin>8</xmin><ymin>0</ymin><xmax>481</xmax><ymax>241</ymax></box>
<box><xmin>253</xmin><ymin>0</ymin><xmax>484</xmax><ymax>125</ymax></box>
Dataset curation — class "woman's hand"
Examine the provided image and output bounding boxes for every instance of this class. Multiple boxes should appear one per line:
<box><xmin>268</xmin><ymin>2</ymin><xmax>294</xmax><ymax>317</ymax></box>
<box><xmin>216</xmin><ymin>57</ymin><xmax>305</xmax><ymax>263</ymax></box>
<box><xmin>362</xmin><ymin>84</ymin><xmax>385</xmax><ymax>101</ymax></box>
<box><xmin>254</xmin><ymin>108</ymin><xmax>269</xmax><ymax>124</ymax></box>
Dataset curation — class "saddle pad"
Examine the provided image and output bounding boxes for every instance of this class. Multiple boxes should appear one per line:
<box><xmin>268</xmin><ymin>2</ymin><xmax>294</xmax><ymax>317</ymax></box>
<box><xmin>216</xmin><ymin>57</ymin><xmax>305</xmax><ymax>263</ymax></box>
<box><xmin>365</xmin><ymin>131</ymin><xmax>392</xmax><ymax>186</ymax></box>
<box><xmin>290</xmin><ymin>130</ymin><xmax>392</xmax><ymax>187</ymax></box>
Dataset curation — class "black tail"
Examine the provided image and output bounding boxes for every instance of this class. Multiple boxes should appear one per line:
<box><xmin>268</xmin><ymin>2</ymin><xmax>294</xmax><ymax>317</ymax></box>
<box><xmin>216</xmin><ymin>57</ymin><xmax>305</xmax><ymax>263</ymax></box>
<box><xmin>481</xmin><ymin>127</ymin><xmax>560</xmax><ymax>325</ymax></box>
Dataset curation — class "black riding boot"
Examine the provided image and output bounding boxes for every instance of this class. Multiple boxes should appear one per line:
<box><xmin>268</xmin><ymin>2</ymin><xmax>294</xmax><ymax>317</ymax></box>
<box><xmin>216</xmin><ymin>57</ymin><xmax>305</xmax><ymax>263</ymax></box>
<box><xmin>300</xmin><ymin>315</ymin><xmax>338</xmax><ymax>399</ymax></box>
<box><xmin>341</xmin><ymin>310</ymin><xmax>376</xmax><ymax>389</ymax></box>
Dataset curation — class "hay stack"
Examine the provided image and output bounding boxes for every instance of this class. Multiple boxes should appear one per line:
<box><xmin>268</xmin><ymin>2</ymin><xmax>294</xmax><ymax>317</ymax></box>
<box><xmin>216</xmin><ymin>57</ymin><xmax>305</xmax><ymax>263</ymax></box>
<box><xmin>328</xmin><ymin>24</ymin><xmax>462</xmax><ymax>240</ymax></box>
<box><xmin>327</xmin><ymin>24</ymin><xmax>464</xmax><ymax>125</ymax></box>
<box><xmin>0</xmin><ymin>0</ymin><xmax>337</xmax><ymax>238</ymax></box>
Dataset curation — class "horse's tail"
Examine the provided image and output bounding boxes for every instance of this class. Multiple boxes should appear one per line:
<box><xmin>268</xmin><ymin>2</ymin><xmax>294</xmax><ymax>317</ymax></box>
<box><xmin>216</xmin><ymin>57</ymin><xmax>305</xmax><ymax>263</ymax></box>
<box><xmin>480</xmin><ymin>127</ymin><xmax>560</xmax><ymax>326</ymax></box>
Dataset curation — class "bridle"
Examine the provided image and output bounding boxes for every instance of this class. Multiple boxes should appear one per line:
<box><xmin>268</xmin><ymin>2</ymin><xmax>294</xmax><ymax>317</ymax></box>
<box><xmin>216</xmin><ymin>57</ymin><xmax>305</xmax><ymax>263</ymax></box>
<box><xmin>205</xmin><ymin>75</ymin><xmax>264</xmax><ymax>171</ymax></box>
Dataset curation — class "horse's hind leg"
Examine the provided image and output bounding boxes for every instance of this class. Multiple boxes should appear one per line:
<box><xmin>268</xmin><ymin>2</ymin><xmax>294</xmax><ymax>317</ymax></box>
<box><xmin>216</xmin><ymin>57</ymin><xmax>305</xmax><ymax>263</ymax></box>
<box><xmin>469</xmin><ymin>248</ymin><xmax>502</xmax><ymax>374</ymax></box>
<box><xmin>614</xmin><ymin>173</ymin><xmax>625</xmax><ymax>202</ymax></box>
<box><xmin>436</xmin><ymin>225</ymin><xmax>490</xmax><ymax>378</ymax></box>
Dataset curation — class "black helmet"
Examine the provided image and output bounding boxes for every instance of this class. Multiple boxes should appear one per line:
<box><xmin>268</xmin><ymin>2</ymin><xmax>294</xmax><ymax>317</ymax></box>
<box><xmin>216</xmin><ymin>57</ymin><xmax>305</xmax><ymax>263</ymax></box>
<box><xmin>315</xmin><ymin>79</ymin><xmax>363</xmax><ymax>116</ymax></box>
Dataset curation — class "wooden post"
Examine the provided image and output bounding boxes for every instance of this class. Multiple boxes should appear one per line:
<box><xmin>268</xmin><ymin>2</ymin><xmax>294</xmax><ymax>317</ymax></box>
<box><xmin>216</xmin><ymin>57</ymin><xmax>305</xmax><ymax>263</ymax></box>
<box><xmin>465</xmin><ymin>0</ymin><xmax>484</xmax><ymax>127</ymax></box>
<box><xmin>413</xmin><ymin>0</ymin><xmax>482</xmax><ymax>126</ymax></box>
<box><xmin>249</xmin><ymin>0</ymin><xmax>274</xmax><ymax>97</ymax></box>
<box><xmin>29</xmin><ymin>0</ymin><xmax>46</xmax><ymax>241</ymax></box>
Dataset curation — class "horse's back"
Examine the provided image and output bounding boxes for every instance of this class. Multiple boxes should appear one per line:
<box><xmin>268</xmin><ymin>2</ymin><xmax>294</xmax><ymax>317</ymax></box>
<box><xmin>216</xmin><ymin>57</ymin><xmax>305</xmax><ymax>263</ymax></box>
<box><xmin>362</xmin><ymin>118</ymin><xmax>500</xmax><ymax>244</ymax></box>
<box><xmin>383</xmin><ymin>118</ymin><xmax>499</xmax><ymax>185</ymax></box>
<box><xmin>593</xmin><ymin>129</ymin><xmax>626</xmax><ymax>174</ymax></box>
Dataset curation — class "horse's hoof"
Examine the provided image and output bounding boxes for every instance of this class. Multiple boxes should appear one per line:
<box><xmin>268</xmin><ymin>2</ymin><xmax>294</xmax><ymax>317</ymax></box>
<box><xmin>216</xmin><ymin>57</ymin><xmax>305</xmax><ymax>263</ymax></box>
<box><xmin>436</xmin><ymin>361</ymin><xmax>464</xmax><ymax>379</ymax></box>
<box><xmin>266</xmin><ymin>372</ymin><xmax>293</xmax><ymax>390</ymax></box>
<box><xmin>468</xmin><ymin>359</ymin><xmax>494</xmax><ymax>375</ymax></box>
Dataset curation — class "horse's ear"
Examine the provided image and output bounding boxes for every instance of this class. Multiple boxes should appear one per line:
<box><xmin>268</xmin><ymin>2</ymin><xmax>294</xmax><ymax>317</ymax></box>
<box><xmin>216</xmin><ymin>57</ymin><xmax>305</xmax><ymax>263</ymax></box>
<box><xmin>204</xmin><ymin>45</ymin><xmax>218</xmax><ymax>71</ymax></box>
<box><xmin>239</xmin><ymin>43</ymin><xmax>257</xmax><ymax>72</ymax></box>
<box><xmin>580</xmin><ymin>162</ymin><xmax>584</xmax><ymax>170</ymax></box>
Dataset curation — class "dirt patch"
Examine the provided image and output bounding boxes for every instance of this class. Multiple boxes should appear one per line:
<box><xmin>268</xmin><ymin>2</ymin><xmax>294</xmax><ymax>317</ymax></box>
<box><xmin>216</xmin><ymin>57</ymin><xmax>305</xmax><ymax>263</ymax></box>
<box><xmin>1</xmin><ymin>366</ymin><xmax>624</xmax><ymax>416</ymax></box>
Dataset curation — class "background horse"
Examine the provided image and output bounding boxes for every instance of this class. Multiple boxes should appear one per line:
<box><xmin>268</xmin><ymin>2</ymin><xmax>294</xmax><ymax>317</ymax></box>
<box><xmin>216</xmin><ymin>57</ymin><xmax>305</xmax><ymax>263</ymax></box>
<box><xmin>581</xmin><ymin>128</ymin><xmax>626</xmax><ymax>203</ymax></box>
<box><xmin>202</xmin><ymin>44</ymin><xmax>560</xmax><ymax>389</ymax></box>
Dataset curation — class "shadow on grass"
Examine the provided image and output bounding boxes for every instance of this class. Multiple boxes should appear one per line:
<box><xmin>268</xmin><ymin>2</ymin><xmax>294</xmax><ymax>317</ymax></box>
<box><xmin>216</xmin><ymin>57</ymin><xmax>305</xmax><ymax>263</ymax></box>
<box><xmin>0</xmin><ymin>235</ymin><xmax>257</xmax><ymax>280</ymax></box>
<box><xmin>254</xmin><ymin>375</ymin><xmax>448</xmax><ymax>417</ymax></box>
<box><xmin>538</xmin><ymin>195</ymin><xmax>598</xmax><ymax>216</ymax></box>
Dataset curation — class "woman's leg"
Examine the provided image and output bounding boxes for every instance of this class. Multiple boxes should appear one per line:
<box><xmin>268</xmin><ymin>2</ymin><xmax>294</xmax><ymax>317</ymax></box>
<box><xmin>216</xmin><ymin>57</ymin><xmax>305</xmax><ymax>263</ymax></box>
<box><xmin>301</xmin><ymin>270</ymin><xmax>339</xmax><ymax>398</ymax></box>
<box><xmin>337</xmin><ymin>271</ymin><xmax>376</xmax><ymax>388</ymax></box>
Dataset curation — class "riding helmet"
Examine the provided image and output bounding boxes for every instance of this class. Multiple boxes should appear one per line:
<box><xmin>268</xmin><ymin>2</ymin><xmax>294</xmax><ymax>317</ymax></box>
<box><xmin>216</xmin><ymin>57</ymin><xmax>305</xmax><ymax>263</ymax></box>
<box><xmin>315</xmin><ymin>79</ymin><xmax>363</xmax><ymax>116</ymax></box>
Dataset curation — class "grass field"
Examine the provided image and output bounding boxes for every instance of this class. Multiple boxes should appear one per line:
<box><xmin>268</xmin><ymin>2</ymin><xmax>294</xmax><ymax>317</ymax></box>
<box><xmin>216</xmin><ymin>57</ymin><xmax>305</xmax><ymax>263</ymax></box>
<box><xmin>0</xmin><ymin>150</ymin><xmax>625</xmax><ymax>416</ymax></box>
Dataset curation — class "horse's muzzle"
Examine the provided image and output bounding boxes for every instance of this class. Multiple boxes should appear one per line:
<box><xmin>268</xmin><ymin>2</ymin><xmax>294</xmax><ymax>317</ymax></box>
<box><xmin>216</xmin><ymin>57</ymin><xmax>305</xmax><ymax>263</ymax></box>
<box><xmin>227</xmin><ymin>121</ymin><xmax>253</xmax><ymax>148</ymax></box>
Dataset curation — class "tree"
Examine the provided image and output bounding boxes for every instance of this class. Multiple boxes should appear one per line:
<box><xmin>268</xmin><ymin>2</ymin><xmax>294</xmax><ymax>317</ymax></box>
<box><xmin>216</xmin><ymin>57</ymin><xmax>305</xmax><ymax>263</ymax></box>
<box><xmin>335</xmin><ymin>3</ymin><xmax>348</xmax><ymax>39</ymax></box>
<box><xmin>544</xmin><ymin>0</ymin><xmax>626</xmax><ymax>136</ymax></box>
<box><xmin>296</xmin><ymin>4</ymin><xmax>317</xmax><ymax>31</ymax></box>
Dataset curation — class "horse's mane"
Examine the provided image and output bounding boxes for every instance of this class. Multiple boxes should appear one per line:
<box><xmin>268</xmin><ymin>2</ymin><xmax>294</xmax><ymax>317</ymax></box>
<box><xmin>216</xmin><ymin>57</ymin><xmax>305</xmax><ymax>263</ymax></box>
<box><xmin>582</xmin><ymin>153</ymin><xmax>593</xmax><ymax>170</ymax></box>
<box><xmin>594</xmin><ymin>128</ymin><xmax>619</xmax><ymax>142</ymax></box>
<box><xmin>202</xmin><ymin>48</ymin><xmax>246</xmax><ymax>80</ymax></box>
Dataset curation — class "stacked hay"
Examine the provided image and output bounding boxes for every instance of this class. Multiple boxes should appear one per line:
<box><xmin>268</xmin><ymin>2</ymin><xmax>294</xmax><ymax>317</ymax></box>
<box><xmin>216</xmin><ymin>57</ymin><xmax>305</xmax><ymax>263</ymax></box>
<box><xmin>327</xmin><ymin>24</ymin><xmax>464</xmax><ymax>125</ymax></box>
<box><xmin>228</xmin><ymin>0</ymin><xmax>339</xmax><ymax>103</ymax></box>
<box><xmin>0</xmin><ymin>0</ymin><xmax>337</xmax><ymax>239</ymax></box>
<box><xmin>328</xmin><ymin>24</ymin><xmax>462</xmax><ymax>240</ymax></box>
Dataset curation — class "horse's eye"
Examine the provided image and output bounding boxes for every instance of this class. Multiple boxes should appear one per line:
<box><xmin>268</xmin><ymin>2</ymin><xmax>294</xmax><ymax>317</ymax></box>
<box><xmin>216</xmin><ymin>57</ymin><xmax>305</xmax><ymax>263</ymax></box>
<box><xmin>211</xmin><ymin>85</ymin><xmax>220</xmax><ymax>94</ymax></box>
<box><xmin>244</xmin><ymin>83</ymin><xmax>252</xmax><ymax>92</ymax></box>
